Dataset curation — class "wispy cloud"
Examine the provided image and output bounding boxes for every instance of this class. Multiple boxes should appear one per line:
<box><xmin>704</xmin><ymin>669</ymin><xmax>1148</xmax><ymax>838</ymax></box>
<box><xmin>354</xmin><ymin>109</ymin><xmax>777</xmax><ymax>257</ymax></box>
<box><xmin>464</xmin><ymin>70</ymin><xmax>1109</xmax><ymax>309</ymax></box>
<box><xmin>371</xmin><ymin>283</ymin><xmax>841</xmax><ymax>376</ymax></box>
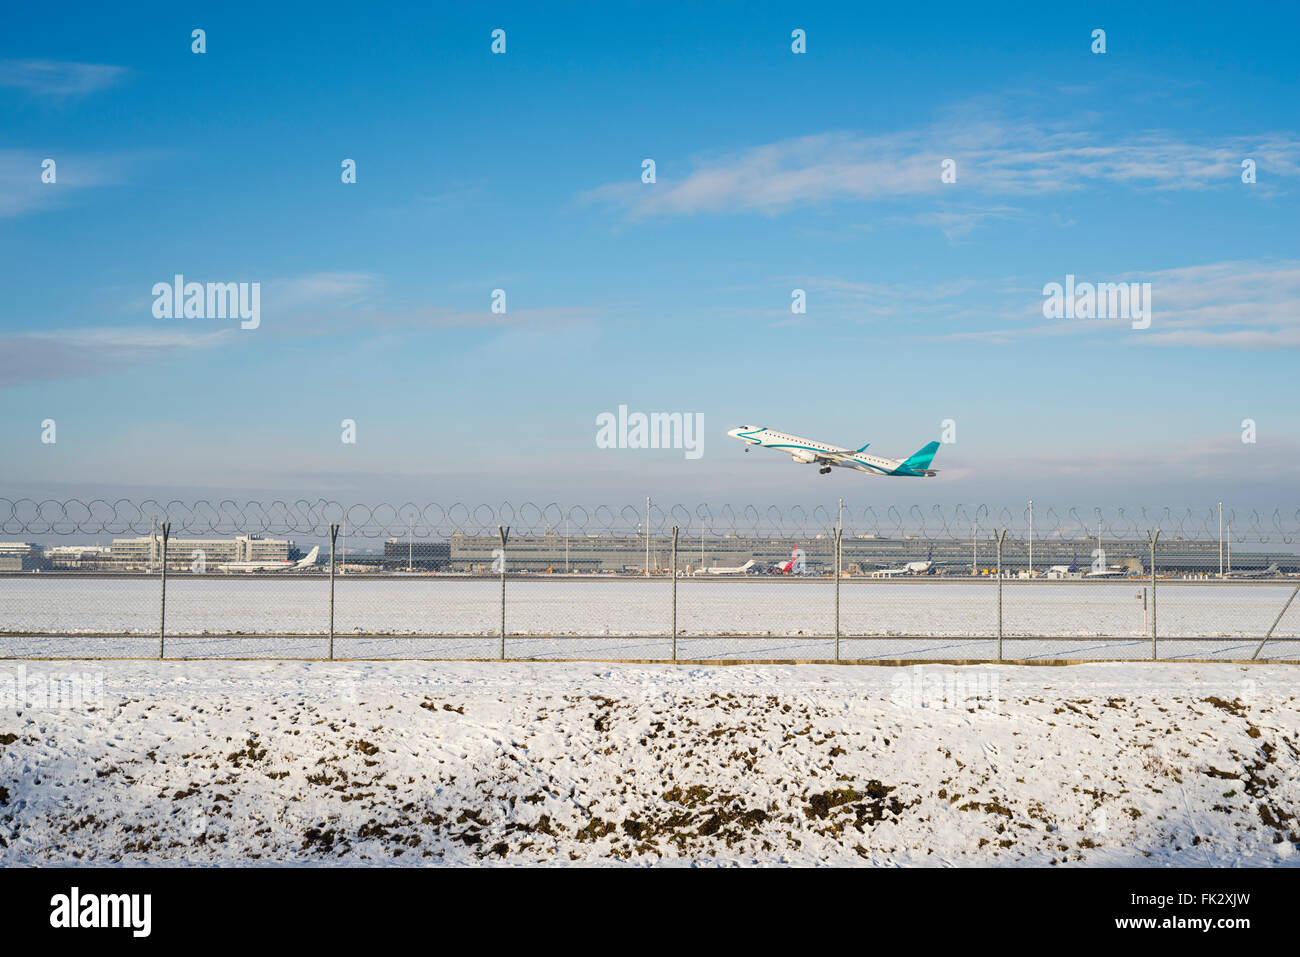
<box><xmin>0</xmin><ymin>149</ymin><xmax>158</xmax><ymax>219</ymax></box>
<box><xmin>789</xmin><ymin>260</ymin><xmax>1300</xmax><ymax>350</ymax></box>
<box><xmin>0</xmin><ymin>271</ymin><xmax>606</xmax><ymax>389</ymax></box>
<box><xmin>0</xmin><ymin>59</ymin><xmax>127</xmax><ymax>98</ymax></box>
<box><xmin>767</xmin><ymin>275</ymin><xmax>998</xmax><ymax>328</ymax></box>
<box><xmin>1135</xmin><ymin>261</ymin><xmax>1300</xmax><ymax>348</ymax></box>
<box><xmin>266</xmin><ymin>272</ymin><xmax>380</xmax><ymax>312</ymax></box>
<box><xmin>1009</xmin><ymin>434</ymin><xmax>1300</xmax><ymax>481</ymax></box>
<box><xmin>251</xmin><ymin>273</ymin><xmax>606</xmax><ymax>336</ymax></box>
<box><xmin>584</xmin><ymin>114</ymin><xmax>1300</xmax><ymax>221</ymax></box>
<box><xmin>0</xmin><ymin>272</ymin><xmax>383</xmax><ymax>388</ymax></box>
<box><xmin>930</xmin><ymin>260</ymin><xmax>1300</xmax><ymax>350</ymax></box>
<box><xmin>0</xmin><ymin>326</ymin><xmax>232</xmax><ymax>388</ymax></box>
<box><xmin>878</xmin><ymin>204</ymin><xmax>1024</xmax><ymax>241</ymax></box>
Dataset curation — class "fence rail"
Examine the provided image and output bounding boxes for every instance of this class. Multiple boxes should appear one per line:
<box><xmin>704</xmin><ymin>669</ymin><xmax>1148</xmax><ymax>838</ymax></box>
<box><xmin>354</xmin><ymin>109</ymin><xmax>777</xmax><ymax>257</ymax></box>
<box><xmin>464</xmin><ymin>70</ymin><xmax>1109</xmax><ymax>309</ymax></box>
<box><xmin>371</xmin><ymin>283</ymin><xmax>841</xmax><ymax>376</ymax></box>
<box><xmin>2</xmin><ymin>500</ymin><xmax>1299</xmax><ymax>662</ymax></box>
<box><xmin>4</xmin><ymin>498</ymin><xmax>1300</xmax><ymax>542</ymax></box>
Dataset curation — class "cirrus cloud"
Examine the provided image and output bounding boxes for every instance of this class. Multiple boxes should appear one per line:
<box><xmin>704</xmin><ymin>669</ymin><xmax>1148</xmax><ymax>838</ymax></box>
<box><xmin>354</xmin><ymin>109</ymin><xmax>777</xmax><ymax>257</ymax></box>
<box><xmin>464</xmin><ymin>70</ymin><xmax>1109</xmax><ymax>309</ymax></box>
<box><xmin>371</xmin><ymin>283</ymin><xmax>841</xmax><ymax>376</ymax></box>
<box><xmin>585</xmin><ymin>114</ymin><xmax>1300</xmax><ymax>221</ymax></box>
<box><xmin>0</xmin><ymin>59</ymin><xmax>127</xmax><ymax>98</ymax></box>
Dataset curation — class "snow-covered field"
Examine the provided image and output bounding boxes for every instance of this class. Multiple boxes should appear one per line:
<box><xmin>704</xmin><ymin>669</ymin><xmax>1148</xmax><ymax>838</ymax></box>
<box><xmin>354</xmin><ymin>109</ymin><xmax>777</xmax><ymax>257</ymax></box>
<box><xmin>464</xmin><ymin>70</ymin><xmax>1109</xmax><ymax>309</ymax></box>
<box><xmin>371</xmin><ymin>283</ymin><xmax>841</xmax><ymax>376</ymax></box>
<box><xmin>1</xmin><ymin>660</ymin><xmax>1297</xmax><ymax>865</ymax></box>
<box><xmin>1</xmin><ymin>578</ymin><xmax>1297</xmax><ymax>660</ymax></box>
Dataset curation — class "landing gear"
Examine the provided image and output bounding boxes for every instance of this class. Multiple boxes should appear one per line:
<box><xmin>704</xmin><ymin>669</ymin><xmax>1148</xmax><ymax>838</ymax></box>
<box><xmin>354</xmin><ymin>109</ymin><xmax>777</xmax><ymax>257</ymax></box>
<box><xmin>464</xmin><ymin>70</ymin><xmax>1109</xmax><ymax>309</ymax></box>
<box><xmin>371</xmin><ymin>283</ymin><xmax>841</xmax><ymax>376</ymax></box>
<box><xmin>819</xmin><ymin>466</ymin><xmax>832</xmax><ymax>474</ymax></box>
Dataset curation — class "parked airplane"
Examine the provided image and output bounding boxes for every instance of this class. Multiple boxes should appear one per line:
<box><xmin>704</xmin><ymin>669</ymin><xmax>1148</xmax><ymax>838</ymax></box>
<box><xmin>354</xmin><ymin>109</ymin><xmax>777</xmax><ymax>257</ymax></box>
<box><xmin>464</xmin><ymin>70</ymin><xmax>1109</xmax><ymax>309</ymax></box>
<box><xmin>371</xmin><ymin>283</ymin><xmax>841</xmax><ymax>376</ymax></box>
<box><xmin>728</xmin><ymin>426</ymin><xmax>940</xmax><ymax>476</ymax></box>
<box><xmin>873</xmin><ymin>546</ymin><xmax>935</xmax><ymax>577</ymax></box>
<box><xmin>773</xmin><ymin>546</ymin><xmax>805</xmax><ymax>574</ymax></box>
<box><xmin>1223</xmin><ymin>562</ymin><xmax>1282</xmax><ymax>579</ymax></box>
<box><xmin>217</xmin><ymin>546</ymin><xmax>320</xmax><ymax>573</ymax></box>
<box><xmin>694</xmin><ymin>559</ymin><xmax>756</xmax><ymax>576</ymax></box>
<box><xmin>1084</xmin><ymin>565</ymin><xmax>1129</xmax><ymax>579</ymax></box>
<box><xmin>1047</xmin><ymin>553</ymin><xmax>1081</xmax><ymax>578</ymax></box>
<box><xmin>1085</xmin><ymin>552</ymin><xmax>1140</xmax><ymax>578</ymax></box>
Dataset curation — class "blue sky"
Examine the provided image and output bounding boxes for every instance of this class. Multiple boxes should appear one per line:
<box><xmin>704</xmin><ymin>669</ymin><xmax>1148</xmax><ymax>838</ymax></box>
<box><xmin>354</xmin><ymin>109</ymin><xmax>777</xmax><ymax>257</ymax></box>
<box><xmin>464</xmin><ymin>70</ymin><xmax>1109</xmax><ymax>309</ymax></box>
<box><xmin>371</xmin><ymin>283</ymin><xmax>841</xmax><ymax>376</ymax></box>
<box><xmin>2</xmin><ymin>1</ymin><xmax>1299</xmax><ymax>510</ymax></box>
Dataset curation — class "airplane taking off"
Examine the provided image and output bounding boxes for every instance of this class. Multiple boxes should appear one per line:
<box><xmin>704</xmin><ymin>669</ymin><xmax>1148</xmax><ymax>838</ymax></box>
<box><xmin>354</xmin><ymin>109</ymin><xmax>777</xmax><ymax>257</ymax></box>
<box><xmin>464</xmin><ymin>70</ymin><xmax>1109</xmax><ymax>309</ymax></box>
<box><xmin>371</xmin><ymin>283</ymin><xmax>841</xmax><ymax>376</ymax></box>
<box><xmin>217</xmin><ymin>546</ymin><xmax>320</xmax><ymax>573</ymax></box>
<box><xmin>728</xmin><ymin>426</ymin><xmax>940</xmax><ymax>476</ymax></box>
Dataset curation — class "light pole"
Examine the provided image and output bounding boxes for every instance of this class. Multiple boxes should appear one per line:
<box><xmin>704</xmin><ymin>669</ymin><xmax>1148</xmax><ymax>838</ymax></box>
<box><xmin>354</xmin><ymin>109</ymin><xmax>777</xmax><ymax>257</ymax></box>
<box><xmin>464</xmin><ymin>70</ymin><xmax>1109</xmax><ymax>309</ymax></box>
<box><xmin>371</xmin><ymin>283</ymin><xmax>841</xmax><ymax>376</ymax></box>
<box><xmin>1218</xmin><ymin>501</ymin><xmax>1223</xmax><ymax>577</ymax></box>
<box><xmin>1028</xmin><ymin>499</ymin><xmax>1033</xmax><ymax>577</ymax></box>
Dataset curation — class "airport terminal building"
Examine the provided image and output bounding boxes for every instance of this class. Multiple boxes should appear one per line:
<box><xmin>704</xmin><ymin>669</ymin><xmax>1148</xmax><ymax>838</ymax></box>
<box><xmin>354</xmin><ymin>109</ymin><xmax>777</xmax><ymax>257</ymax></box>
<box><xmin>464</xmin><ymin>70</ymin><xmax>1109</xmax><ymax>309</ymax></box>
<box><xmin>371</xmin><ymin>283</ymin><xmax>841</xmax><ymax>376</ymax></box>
<box><xmin>447</xmin><ymin>532</ymin><xmax>1297</xmax><ymax>575</ymax></box>
<box><xmin>107</xmin><ymin>534</ymin><xmax>293</xmax><ymax>570</ymax></box>
<box><xmin>382</xmin><ymin>539</ymin><xmax>451</xmax><ymax>571</ymax></box>
<box><xmin>0</xmin><ymin>542</ymin><xmax>49</xmax><ymax>572</ymax></box>
<box><xmin>5</xmin><ymin>532</ymin><xmax>1294</xmax><ymax>576</ymax></box>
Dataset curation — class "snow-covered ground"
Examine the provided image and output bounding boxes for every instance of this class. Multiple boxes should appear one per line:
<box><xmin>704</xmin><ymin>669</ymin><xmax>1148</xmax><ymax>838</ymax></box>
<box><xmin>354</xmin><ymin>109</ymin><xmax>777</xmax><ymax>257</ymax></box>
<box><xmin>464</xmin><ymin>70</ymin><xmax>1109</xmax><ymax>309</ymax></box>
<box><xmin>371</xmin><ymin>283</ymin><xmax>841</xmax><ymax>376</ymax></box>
<box><xmin>1</xmin><ymin>579</ymin><xmax>1298</xmax><ymax>660</ymax></box>
<box><xmin>1</xmin><ymin>660</ymin><xmax>1298</xmax><ymax>865</ymax></box>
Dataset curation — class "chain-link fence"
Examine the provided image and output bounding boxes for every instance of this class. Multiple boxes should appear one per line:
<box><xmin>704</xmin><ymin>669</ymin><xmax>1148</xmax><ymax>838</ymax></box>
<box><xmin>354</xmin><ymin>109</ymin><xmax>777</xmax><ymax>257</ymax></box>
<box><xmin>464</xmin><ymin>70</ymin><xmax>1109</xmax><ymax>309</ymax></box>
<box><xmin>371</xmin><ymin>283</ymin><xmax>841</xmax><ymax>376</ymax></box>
<box><xmin>2</xmin><ymin>498</ymin><xmax>1298</xmax><ymax>661</ymax></box>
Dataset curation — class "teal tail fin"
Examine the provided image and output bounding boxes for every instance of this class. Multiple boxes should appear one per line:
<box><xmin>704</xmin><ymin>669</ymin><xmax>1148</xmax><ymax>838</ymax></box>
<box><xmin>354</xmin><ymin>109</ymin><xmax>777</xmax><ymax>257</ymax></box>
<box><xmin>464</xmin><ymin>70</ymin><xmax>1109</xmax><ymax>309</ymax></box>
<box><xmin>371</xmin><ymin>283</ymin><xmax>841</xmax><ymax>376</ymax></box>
<box><xmin>900</xmin><ymin>441</ymin><xmax>940</xmax><ymax>472</ymax></box>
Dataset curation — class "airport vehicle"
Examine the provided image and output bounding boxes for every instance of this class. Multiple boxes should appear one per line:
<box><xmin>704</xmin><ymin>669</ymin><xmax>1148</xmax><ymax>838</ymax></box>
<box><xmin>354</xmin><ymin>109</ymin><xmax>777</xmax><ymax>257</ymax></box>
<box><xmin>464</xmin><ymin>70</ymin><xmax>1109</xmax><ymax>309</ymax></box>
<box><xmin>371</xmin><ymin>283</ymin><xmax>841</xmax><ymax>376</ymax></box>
<box><xmin>728</xmin><ymin>426</ymin><xmax>939</xmax><ymax>476</ymax></box>
<box><xmin>216</xmin><ymin>546</ymin><xmax>320</xmax><ymax>573</ymax></box>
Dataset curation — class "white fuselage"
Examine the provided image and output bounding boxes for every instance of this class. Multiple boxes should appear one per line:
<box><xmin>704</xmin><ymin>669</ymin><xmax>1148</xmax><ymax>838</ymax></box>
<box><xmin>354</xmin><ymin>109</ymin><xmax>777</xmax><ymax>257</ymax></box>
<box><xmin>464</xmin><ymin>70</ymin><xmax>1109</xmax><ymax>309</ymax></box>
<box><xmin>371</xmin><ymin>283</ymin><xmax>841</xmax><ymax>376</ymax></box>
<box><xmin>872</xmin><ymin>559</ymin><xmax>932</xmax><ymax>577</ymax></box>
<box><xmin>217</xmin><ymin>546</ymin><xmax>319</xmax><ymax>573</ymax></box>
<box><xmin>696</xmin><ymin>559</ymin><xmax>755</xmax><ymax>576</ymax></box>
<box><xmin>727</xmin><ymin>426</ymin><xmax>917</xmax><ymax>476</ymax></box>
<box><xmin>1084</xmin><ymin>567</ymin><xmax>1128</xmax><ymax>578</ymax></box>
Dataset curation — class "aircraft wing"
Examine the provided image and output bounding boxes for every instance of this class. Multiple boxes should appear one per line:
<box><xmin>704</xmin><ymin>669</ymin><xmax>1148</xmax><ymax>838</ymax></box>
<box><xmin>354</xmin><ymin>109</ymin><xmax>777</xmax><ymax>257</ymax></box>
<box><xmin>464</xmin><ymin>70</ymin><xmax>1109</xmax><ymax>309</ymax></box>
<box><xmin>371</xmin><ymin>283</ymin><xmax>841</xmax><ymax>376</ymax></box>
<box><xmin>815</xmin><ymin>449</ymin><xmax>864</xmax><ymax>464</ymax></box>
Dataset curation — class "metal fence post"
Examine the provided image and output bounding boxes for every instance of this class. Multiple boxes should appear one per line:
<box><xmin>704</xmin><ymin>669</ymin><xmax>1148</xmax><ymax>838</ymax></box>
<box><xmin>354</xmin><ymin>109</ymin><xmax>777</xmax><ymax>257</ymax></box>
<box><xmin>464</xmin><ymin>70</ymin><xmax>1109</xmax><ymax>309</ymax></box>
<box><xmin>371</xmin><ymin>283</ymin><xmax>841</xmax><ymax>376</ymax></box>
<box><xmin>328</xmin><ymin>523</ymin><xmax>339</xmax><ymax>660</ymax></box>
<box><xmin>1147</xmin><ymin>529</ymin><xmax>1160</xmax><ymax>659</ymax></box>
<box><xmin>159</xmin><ymin>521</ymin><xmax>170</xmax><ymax>659</ymax></box>
<box><xmin>834</xmin><ymin>526</ymin><xmax>843</xmax><ymax>661</ymax></box>
<box><xmin>996</xmin><ymin>528</ymin><xmax>1007</xmax><ymax>661</ymax></box>
<box><xmin>671</xmin><ymin>526</ymin><xmax>679</xmax><ymax>661</ymax></box>
<box><xmin>1252</xmin><ymin>582</ymin><xmax>1300</xmax><ymax>660</ymax></box>
<box><xmin>498</xmin><ymin>525</ymin><xmax>509</xmax><ymax>660</ymax></box>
